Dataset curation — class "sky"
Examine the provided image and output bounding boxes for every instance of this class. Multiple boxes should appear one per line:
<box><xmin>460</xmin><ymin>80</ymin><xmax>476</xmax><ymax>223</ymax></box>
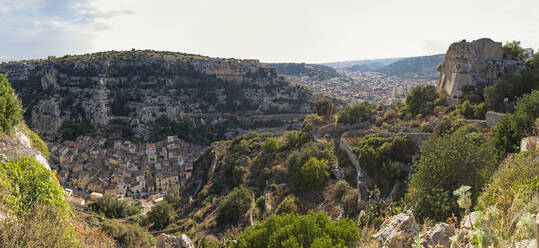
<box><xmin>1</xmin><ymin>0</ymin><xmax>538</xmax><ymax>63</ymax></box>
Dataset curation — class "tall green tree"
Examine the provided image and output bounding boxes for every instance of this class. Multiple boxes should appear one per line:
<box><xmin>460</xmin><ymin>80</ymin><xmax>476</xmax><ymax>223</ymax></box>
<box><xmin>0</xmin><ymin>73</ymin><xmax>23</xmax><ymax>134</ymax></box>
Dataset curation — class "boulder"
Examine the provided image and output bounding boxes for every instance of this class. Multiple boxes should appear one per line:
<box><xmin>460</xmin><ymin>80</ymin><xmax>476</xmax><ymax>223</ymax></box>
<box><xmin>373</xmin><ymin>210</ymin><xmax>419</xmax><ymax>248</ymax></box>
<box><xmin>157</xmin><ymin>233</ymin><xmax>194</xmax><ymax>248</ymax></box>
<box><xmin>424</xmin><ymin>223</ymin><xmax>454</xmax><ymax>247</ymax></box>
<box><xmin>520</xmin><ymin>136</ymin><xmax>539</xmax><ymax>152</ymax></box>
<box><xmin>438</xmin><ymin>38</ymin><xmax>526</xmax><ymax>97</ymax></box>
<box><xmin>461</xmin><ymin>211</ymin><xmax>479</xmax><ymax>229</ymax></box>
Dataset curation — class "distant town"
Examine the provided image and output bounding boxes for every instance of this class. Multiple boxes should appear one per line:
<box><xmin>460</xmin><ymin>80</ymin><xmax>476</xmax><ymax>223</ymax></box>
<box><xmin>287</xmin><ymin>71</ymin><xmax>437</xmax><ymax>105</ymax></box>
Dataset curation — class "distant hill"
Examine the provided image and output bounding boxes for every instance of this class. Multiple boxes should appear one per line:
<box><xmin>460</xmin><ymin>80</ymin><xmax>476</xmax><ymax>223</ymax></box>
<box><xmin>376</xmin><ymin>54</ymin><xmax>444</xmax><ymax>79</ymax></box>
<box><xmin>324</xmin><ymin>58</ymin><xmax>402</xmax><ymax>71</ymax></box>
<box><xmin>323</xmin><ymin>54</ymin><xmax>444</xmax><ymax>79</ymax></box>
<box><xmin>265</xmin><ymin>63</ymin><xmax>341</xmax><ymax>80</ymax></box>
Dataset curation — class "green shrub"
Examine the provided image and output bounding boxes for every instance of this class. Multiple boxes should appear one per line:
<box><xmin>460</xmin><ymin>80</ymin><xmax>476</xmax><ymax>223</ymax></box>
<box><xmin>275</xmin><ymin>195</ymin><xmax>299</xmax><ymax>214</ymax></box>
<box><xmin>216</xmin><ymin>186</ymin><xmax>253</xmax><ymax>226</ymax></box>
<box><xmin>101</xmin><ymin>220</ymin><xmax>155</xmax><ymax>248</ymax></box>
<box><xmin>503</xmin><ymin>41</ymin><xmax>530</xmax><ymax>60</ymax></box>
<box><xmin>286</xmin><ymin>142</ymin><xmax>335</xmax><ymax>190</ymax></box>
<box><xmin>87</xmin><ymin>194</ymin><xmax>141</xmax><ymax>219</ymax></box>
<box><xmin>299</xmin><ymin>157</ymin><xmax>329</xmax><ymax>189</ymax></box>
<box><xmin>284</xmin><ymin>131</ymin><xmax>300</xmax><ymax>148</ymax></box>
<box><xmin>146</xmin><ymin>201</ymin><xmax>175</xmax><ymax>231</ymax></box>
<box><xmin>405</xmin><ymin>126</ymin><xmax>498</xmax><ymax>221</ymax></box>
<box><xmin>231</xmin><ymin>211</ymin><xmax>359</xmax><ymax>248</ymax></box>
<box><xmin>261</xmin><ymin>138</ymin><xmax>279</xmax><ymax>153</ymax></box>
<box><xmin>403</xmin><ymin>85</ymin><xmax>439</xmax><ymax>116</ymax></box>
<box><xmin>492</xmin><ymin>90</ymin><xmax>539</xmax><ymax>158</ymax></box>
<box><xmin>353</xmin><ymin>134</ymin><xmax>415</xmax><ymax>194</ymax></box>
<box><xmin>0</xmin><ymin>73</ymin><xmax>23</xmax><ymax>134</ymax></box>
<box><xmin>0</xmin><ymin>157</ymin><xmax>78</xmax><ymax>246</ymax></box>
<box><xmin>337</xmin><ymin>101</ymin><xmax>376</xmax><ymax>125</ymax></box>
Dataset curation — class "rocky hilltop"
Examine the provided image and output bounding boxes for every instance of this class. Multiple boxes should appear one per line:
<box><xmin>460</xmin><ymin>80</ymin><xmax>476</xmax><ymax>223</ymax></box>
<box><xmin>0</xmin><ymin>50</ymin><xmax>314</xmax><ymax>141</ymax></box>
<box><xmin>438</xmin><ymin>38</ymin><xmax>526</xmax><ymax>97</ymax></box>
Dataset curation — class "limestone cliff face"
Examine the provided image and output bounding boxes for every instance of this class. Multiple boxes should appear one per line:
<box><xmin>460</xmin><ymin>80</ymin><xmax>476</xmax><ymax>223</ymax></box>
<box><xmin>438</xmin><ymin>38</ymin><xmax>526</xmax><ymax>97</ymax></box>
<box><xmin>0</xmin><ymin>50</ymin><xmax>313</xmax><ymax>140</ymax></box>
<box><xmin>0</xmin><ymin>125</ymin><xmax>50</xmax><ymax>170</ymax></box>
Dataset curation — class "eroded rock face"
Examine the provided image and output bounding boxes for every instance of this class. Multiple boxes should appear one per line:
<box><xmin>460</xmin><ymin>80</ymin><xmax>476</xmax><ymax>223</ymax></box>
<box><xmin>157</xmin><ymin>234</ymin><xmax>194</xmax><ymax>248</ymax></box>
<box><xmin>30</xmin><ymin>98</ymin><xmax>63</xmax><ymax>139</ymax></box>
<box><xmin>373</xmin><ymin>210</ymin><xmax>419</xmax><ymax>248</ymax></box>
<box><xmin>438</xmin><ymin>38</ymin><xmax>526</xmax><ymax>97</ymax></box>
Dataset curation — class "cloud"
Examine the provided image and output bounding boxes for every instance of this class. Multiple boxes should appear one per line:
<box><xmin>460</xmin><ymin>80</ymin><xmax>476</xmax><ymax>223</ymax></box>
<box><xmin>0</xmin><ymin>0</ymin><xmax>133</xmax><ymax>61</ymax></box>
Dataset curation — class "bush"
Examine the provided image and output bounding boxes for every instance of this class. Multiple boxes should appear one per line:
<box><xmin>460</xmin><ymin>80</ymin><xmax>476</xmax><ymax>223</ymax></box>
<box><xmin>261</xmin><ymin>138</ymin><xmax>279</xmax><ymax>153</ymax></box>
<box><xmin>404</xmin><ymin>85</ymin><xmax>439</xmax><ymax>116</ymax></box>
<box><xmin>284</xmin><ymin>131</ymin><xmax>300</xmax><ymax>148</ymax></box>
<box><xmin>216</xmin><ymin>186</ymin><xmax>253</xmax><ymax>226</ymax></box>
<box><xmin>301</xmin><ymin>114</ymin><xmax>324</xmax><ymax>132</ymax></box>
<box><xmin>503</xmin><ymin>40</ymin><xmax>530</xmax><ymax>60</ymax></box>
<box><xmin>231</xmin><ymin>211</ymin><xmax>359</xmax><ymax>248</ymax></box>
<box><xmin>276</xmin><ymin>195</ymin><xmax>299</xmax><ymax>214</ymax></box>
<box><xmin>405</xmin><ymin>125</ymin><xmax>498</xmax><ymax>221</ymax></box>
<box><xmin>0</xmin><ymin>157</ymin><xmax>78</xmax><ymax>246</ymax></box>
<box><xmin>146</xmin><ymin>201</ymin><xmax>175</xmax><ymax>231</ymax></box>
<box><xmin>353</xmin><ymin>134</ymin><xmax>415</xmax><ymax>194</ymax></box>
<box><xmin>101</xmin><ymin>220</ymin><xmax>155</xmax><ymax>248</ymax></box>
<box><xmin>286</xmin><ymin>142</ymin><xmax>335</xmax><ymax>190</ymax></box>
<box><xmin>492</xmin><ymin>90</ymin><xmax>539</xmax><ymax>158</ymax></box>
<box><xmin>0</xmin><ymin>73</ymin><xmax>23</xmax><ymax>134</ymax></box>
<box><xmin>87</xmin><ymin>194</ymin><xmax>141</xmax><ymax>219</ymax></box>
<box><xmin>336</xmin><ymin>101</ymin><xmax>376</xmax><ymax>125</ymax></box>
<box><xmin>298</xmin><ymin>157</ymin><xmax>329</xmax><ymax>189</ymax></box>
<box><xmin>0</xmin><ymin>205</ymin><xmax>80</xmax><ymax>248</ymax></box>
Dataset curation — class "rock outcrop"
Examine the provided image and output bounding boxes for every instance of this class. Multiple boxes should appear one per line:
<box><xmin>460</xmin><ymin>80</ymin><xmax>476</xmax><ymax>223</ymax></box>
<box><xmin>424</xmin><ymin>223</ymin><xmax>454</xmax><ymax>247</ymax></box>
<box><xmin>157</xmin><ymin>234</ymin><xmax>194</xmax><ymax>248</ymax></box>
<box><xmin>438</xmin><ymin>38</ymin><xmax>526</xmax><ymax>97</ymax></box>
<box><xmin>0</xmin><ymin>50</ymin><xmax>313</xmax><ymax>141</ymax></box>
<box><xmin>373</xmin><ymin>210</ymin><xmax>419</xmax><ymax>248</ymax></box>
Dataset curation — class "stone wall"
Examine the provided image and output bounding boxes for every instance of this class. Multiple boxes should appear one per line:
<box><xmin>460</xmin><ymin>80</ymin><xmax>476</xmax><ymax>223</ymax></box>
<box><xmin>485</xmin><ymin>111</ymin><xmax>507</xmax><ymax>127</ymax></box>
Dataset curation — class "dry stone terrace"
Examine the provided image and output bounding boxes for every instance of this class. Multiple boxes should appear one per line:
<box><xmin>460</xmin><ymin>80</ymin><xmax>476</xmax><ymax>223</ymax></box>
<box><xmin>50</xmin><ymin>135</ymin><xmax>203</xmax><ymax>198</ymax></box>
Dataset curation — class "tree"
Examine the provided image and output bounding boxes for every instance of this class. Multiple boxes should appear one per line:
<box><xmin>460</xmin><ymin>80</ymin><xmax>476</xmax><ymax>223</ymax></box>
<box><xmin>314</xmin><ymin>100</ymin><xmax>332</xmax><ymax>118</ymax></box>
<box><xmin>299</xmin><ymin>157</ymin><xmax>329</xmax><ymax>189</ymax></box>
<box><xmin>404</xmin><ymin>85</ymin><xmax>440</xmax><ymax>116</ymax></box>
<box><xmin>231</xmin><ymin>211</ymin><xmax>359</xmax><ymax>248</ymax></box>
<box><xmin>216</xmin><ymin>186</ymin><xmax>253</xmax><ymax>226</ymax></box>
<box><xmin>405</xmin><ymin>125</ymin><xmax>498</xmax><ymax>221</ymax></box>
<box><xmin>502</xmin><ymin>41</ymin><xmax>529</xmax><ymax>60</ymax></box>
<box><xmin>336</xmin><ymin>101</ymin><xmax>376</xmax><ymax>125</ymax></box>
<box><xmin>87</xmin><ymin>194</ymin><xmax>140</xmax><ymax>218</ymax></box>
<box><xmin>0</xmin><ymin>73</ymin><xmax>23</xmax><ymax>134</ymax></box>
<box><xmin>146</xmin><ymin>201</ymin><xmax>175</xmax><ymax>230</ymax></box>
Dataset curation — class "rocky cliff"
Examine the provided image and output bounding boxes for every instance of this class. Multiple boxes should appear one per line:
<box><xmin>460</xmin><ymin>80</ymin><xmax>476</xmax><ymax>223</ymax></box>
<box><xmin>0</xmin><ymin>50</ymin><xmax>314</xmax><ymax>142</ymax></box>
<box><xmin>438</xmin><ymin>38</ymin><xmax>526</xmax><ymax>97</ymax></box>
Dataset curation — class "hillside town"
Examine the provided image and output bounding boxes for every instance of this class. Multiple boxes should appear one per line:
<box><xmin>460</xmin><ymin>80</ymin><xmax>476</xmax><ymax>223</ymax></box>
<box><xmin>49</xmin><ymin>135</ymin><xmax>204</xmax><ymax>199</ymax></box>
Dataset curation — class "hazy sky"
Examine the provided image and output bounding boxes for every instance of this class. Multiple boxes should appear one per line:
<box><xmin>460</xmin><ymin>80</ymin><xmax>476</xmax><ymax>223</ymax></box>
<box><xmin>1</xmin><ymin>0</ymin><xmax>538</xmax><ymax>63</ymax></box>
